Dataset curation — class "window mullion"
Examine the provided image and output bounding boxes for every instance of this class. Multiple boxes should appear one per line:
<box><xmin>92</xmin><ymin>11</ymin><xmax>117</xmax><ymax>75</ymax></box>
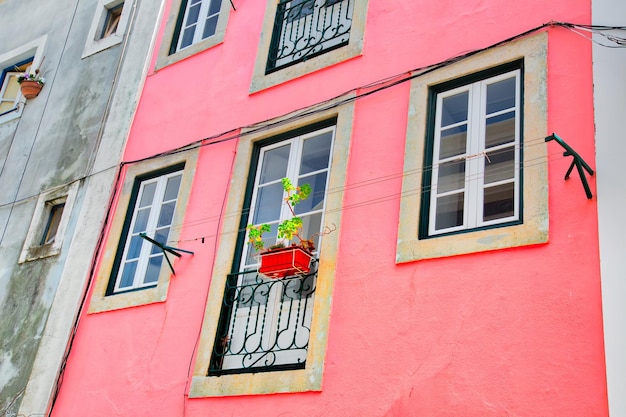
<box><xmin>465</xmin><ymin>82</ymin><xmax>482</xmax><ymax>229</ymax></box>
<box><xmin>193</xmin><ymin>0</ymin><xmax>211</xmax><ymax>44</ymax></box>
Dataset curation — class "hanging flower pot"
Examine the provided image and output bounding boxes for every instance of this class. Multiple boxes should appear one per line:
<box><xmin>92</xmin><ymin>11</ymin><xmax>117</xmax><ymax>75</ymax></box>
<box><xmin>17</xmin><ymin>69</ymin><xmax>46</xmax><ymax>99</ymax></box>
<box><xmin>19</xmin><ymin>80</ymin><xmax>43</xmax><ymax>99</ymax></box>
<box><xmin>258</xmin><ymin>246</ymin><xmax>313</xmax><ymax>279</ymax></box>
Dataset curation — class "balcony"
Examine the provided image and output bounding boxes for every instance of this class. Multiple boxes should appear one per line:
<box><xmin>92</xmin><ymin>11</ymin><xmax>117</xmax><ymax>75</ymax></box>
<box><xmin>209</xmin><ymin>263</ymin><xmax>318</xmax><ymax>374</ymax></box>
<box><xmin>266</xmin><ymin>0</ymin><xmax>354</xmax><ymax>73</ymax></box>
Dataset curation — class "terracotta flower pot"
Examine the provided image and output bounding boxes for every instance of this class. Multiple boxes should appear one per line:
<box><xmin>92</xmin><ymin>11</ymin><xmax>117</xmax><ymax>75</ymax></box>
<box><xmin>20</xmin><ymin>80</ymin><xmax>43</xmax><ymax>99</ymax></box>
<box><xmin>258</xmin><ymin>246</ymin><xmax>313</xmax><ymax>279</ymax></box>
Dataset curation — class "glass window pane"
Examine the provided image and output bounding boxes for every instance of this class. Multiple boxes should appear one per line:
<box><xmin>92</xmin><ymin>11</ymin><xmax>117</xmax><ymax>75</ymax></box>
<box><xmin>144</xmin><ymin>255</ymin><xmax>163</xmax><ymax>284</ymax></box>
<box><xmin>440</xmin><ymin>91</ymin><xmax>468</xmax><ymax>126</ymax></box>
<box><xmin>259</xmin><ymin>145</ymin><xmax>290</xmax><ymax>184</ymax></box>
<box><xmin>486</xmin><ymin>77</ymin><xmax>516</xmax><ymax>114</ymax></box>
<box><xmin>126</xmin><ymin>235</ymin><xmax>143</xmax><ymax>260</ymax></box>
<box><xmin>41</xmin><ymin>203</ymin><xmax>65</xmax><ymax>245</ymax></box>
<box><xmin>300</xmin><ymin>131</ymin><xmax>332</xmax><ymax>175</ymax></box>
<box><xmin>119</xmin><ymin>261</ymin><xmax>138</xmax><ymax>288</ymax></box>
<box><xmin>439</xmin><ymin>125</ymin><xmax>467</xmax><ymax>159</ymax></box>
<box><xmin>155</xmin><ymin>228</ymin><xmax>169</xmax><ymax>244</ymax></box>
<box><xmin>186</xmin><ymin>3</ymin><xmax>201</xmax><ymax>25</ymax></box>
<box><xmin>164</xmin><ymin>175</ymin><xmax>182</xmax><ymax>201</ymax></box>
<box><xmin>437</xmin><ymin>160</ymin><xmax>466</xmax><ymax>193</ymax></box>
<box><xmin>209</xmin><ymin>0</ymin><xmax>222</xmax><ymax>14</ymax></box>
<box><xmin>158</xmin><ymin>202</ymin><xmax>176</xmax><ymax>227</ymax></box>
<box><xmin>181</xmin><ymin>27</ymin><xmax>196</xmax><ymax>48</ymax></box>
<box><xmin>203</xmin><ymin>15</ymin><xmax>218</xmax><ymax>39</ymax></box>
<box><xmin>6</xmin><ymin>75</ymin><xmax>20</xmax><ymax>98</ymax></box>
<box><xmin>139</xmin><ymin>183</ymin><xmax>156</xmax><ymax>207</ymax></box>
<box><xmin>483</xmin><ymin>182</ymin><xmax>515</xmax><ymax>221</ymax></box>
<box><xmin>132</xmin><ymin>208</ymin><xmax>150</xmax><ymax>232</ymax></box>
<box><xmin>295</xmin><ymin>172</ymin><xmax>327</xmax><ymax>214</ymax></box>
<box><xmin>435</xmin><ymin>193</ymin><xmax>464</xmax><ymax>230</ymax></box>
<box><xmin>253</xmin><ymin>182</ymin><xmax>284</xmax><ymax>224</ymax></box>
<box><xmin>485</xmin><ymin>112</ymin><xmax>515</xmax><ymax>148</ymax></box>
<box><xmin>484</xmin><ymin>147</ymin><xmax>515</xmax><ymax>184</ymax></box>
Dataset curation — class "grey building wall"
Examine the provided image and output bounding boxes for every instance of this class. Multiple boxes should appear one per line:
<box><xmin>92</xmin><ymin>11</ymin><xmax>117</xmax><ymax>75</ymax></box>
<box><xmin>592</xmin><ymin>1</ymin><xmax>626</xmax><ymax>416</ymax></box>
<box><xmin>0</xmin><ymin>0</ymin><xmax>163</xmax><ymax>414</ymax></box>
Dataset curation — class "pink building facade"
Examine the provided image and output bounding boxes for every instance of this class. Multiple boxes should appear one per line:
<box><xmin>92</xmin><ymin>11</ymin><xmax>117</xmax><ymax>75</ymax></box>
<box><xmin>50</xmin><ymin>0</ymin><xmax>610</xmax><ymax>415</ymax></box>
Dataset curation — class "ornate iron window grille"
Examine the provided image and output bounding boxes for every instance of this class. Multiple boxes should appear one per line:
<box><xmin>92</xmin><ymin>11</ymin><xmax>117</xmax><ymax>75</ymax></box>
<box><xmin>266</xmin><ymin>0</ymin><xmax>354</xmax><ymax>74</ymax></box>
<box><xmin>209</xmin><ymin>261</ymin><xmax>318</xmax><ymax>375</ymax></box>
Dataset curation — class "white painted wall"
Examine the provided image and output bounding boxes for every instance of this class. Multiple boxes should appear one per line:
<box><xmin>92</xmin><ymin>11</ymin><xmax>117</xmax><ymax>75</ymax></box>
<box><xmin>592</xmin><ymin>1</ymin><xmax>626</xmax><ymax>415</ymax></box>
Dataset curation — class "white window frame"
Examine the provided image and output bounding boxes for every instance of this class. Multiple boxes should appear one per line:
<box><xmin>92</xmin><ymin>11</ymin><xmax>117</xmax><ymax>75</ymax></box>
<box><xmin>113</xmin><ymin>170</ymin><xmax>183</xmax><ymax>293</ymax></box>
<box><xmin>0</xmin><ymin>71</ymin><xmax>22</xmax><ymax>115</ymax></box>
<box><xmin>429</xmin><ymin>70</ymin><xmax>521</xmax><ymax>235</ymax></box>
<box><xmin>156</xmin><ymin>0</ymin><xmax>231</xmax><ymax>70</ymax></box>
<box><xmin>175</xmin><ymin>0</ymin><xmax>223</xmax><ymax>52</ymax></box>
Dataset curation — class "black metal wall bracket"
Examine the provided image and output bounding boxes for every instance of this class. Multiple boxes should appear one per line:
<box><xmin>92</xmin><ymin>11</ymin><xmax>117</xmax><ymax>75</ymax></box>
<box><xmin>545</xmin><ymin>133</ymin><xmax>595</xmax><ymax>199</ymax></box>
<box><xmin>139</xmin><ymin>233</ymin><xmax>194</xmax><ymax>276</ymax></box>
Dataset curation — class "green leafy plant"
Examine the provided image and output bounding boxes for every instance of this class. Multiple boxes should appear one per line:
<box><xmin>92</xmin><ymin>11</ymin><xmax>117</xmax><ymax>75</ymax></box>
<box><xmin>247</xmin><ymin>178</ymin><xmax>314</xmax><ymax>252</ymax></box>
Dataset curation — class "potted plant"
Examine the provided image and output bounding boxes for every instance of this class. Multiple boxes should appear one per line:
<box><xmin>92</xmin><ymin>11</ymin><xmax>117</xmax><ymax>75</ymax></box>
<box><xmin>247</xmin><ymin>178</ymin><xmax>319</xmax><ymax>279</ymax></box>
<box><xmin>17</xmin><ymin>69</ymin><xmax>46</xmax><ymax>99</ymax></box>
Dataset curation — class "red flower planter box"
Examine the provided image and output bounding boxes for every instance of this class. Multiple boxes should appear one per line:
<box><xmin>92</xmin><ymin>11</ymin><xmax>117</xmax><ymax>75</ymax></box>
<box><xmin>259</xmin><ymin>246</ymin><xmax>313</xmax><ymax>279</ymax></box>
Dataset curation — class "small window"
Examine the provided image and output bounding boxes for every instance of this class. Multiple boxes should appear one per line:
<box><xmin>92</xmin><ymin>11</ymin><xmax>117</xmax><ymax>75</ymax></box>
<box><xmin>422</xmin><ymin>67</ymin><xmax>521</xmax><ymax>237</ymax></box>
<box><xmin>99</xmin><ymin>3</ymin><xmax>124</xmax><ymax>39</ymax></box>
<box><xmin>0</xmin><ymin>59</ymin><xmax>31</xmax><ymax>115</ymax></box>
<box><xmin>108</xmin><ymin>168</ymin><xmax>184</xmax><ymax>294</ymax></box>
<box><xmin>266</xmin><ymin>0</ymin><xmax>355</xmax><ymax>73</ymax></box>
<box><xmin>19</xmin><ymin>182</ymin><xmax>79</xmax><ymax>263</ymax></box>
<box><xmin>40</xmin><ymin>203</ymin><xmax>65</xmax><ymax>246</ymax></box>
<box><xmin>173</xmin><ymin>0</ymin><xmax>223</xmax><ymax>52</ymax></box>
<box><xmin>82</xmin><ymin>0</ymin><xmax>131</xmax><ymax>58</ymax></box>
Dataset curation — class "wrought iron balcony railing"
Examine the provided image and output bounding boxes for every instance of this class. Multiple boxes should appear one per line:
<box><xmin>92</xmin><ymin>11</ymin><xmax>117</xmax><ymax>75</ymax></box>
<box><xmin>209</xmin><ymin>262</ymin><xmax>318</xmax><ymax>375</ymax></box>
<box><xmin>266</xmin><ymin>0</ymin><xmax>354</xmax><ymax>73</ymax></box>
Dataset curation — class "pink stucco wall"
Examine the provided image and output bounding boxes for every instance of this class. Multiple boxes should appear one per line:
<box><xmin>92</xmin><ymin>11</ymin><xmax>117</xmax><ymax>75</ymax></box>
<box><xmin>52</xmin><ymin>0</ymin><xmax>607</xmax><ymax>416</ymax></box>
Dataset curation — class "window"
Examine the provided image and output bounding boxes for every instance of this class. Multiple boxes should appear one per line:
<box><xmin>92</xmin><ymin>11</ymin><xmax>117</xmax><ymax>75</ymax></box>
<box><xmin>267</xmin><ymin>0</ymin><xmax>353</xmax><ymax>73</ymax></box>
<box><xmin>210</xmin><ymin>122</ymin><xmax>334</xmax><ymax>374</ymax></box>
<box><xmin>424</xmin><ymin>68</ymin><xmax>521</xmax><ymax>237</ymax></box>
<box><xmin>82</xmin><ymin>0</ymin><xmax>131</xmax><ymax>58</ymax></box>
<box><xmin>250</xmin><ymin>0</ymin><xmax>368</xmax><ymax>92</ymax></box>
<box><xmin>89</xmin><ymin>151</ymin><xmax>197</xmax><ymax>313</ymax></box>
<box><xmin>108</xmin><ymin>168</ymin><xmax>184</xmax><ymax>294</ymax></box>
<box><xmin>0</xmin><ymin>59</ymin><xmax>30</xmax><ymax>115</ymax></box>
<box><xmin>19</xmin><ymin>182</ymin><xmax>79</xmax><ymax>263</ymax></box>
<box><xmin>396</xmin><ymin>33</ymin><xmax>549</xmax><ymax>262</ymax></box>
<box><xmin>174</xmin><ymin>0</ymin><xmax>223</xmax><ymax>52</ymax></box>
<box><xmin>156</xmin><ymin>0</ymin><xmax>231</xmax><ymax>69</ymax></box>
<box><xmin>100</xmin><ymin>3</ymin><xmax>124</xmax><ymax>39</ymax></box>
<box><xmin>190</xmin><ymin>102</ymin><xmax>353</xmax><ymax>397</ymax></box>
